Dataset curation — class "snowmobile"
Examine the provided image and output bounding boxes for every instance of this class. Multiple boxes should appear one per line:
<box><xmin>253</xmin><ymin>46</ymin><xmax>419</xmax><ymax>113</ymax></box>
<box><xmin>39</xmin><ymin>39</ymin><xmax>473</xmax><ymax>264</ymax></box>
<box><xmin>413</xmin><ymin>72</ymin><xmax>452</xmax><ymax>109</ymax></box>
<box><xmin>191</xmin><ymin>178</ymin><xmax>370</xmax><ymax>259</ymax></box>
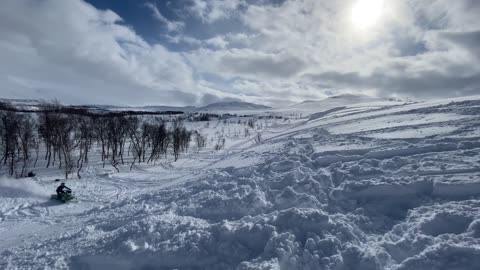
<box><xmin>51</xmin><ymin>190</ymin><xmax>75</xmax><ymax>203</ymax></box>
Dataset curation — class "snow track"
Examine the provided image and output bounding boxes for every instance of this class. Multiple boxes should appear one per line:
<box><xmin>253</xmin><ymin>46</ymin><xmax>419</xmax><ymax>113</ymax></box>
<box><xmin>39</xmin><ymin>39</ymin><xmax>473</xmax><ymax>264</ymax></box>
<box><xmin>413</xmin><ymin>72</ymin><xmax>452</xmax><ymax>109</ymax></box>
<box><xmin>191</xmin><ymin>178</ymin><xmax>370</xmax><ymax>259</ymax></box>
<box><xmin>1</xmin><ymin>96</ymin><xmax>480</xmax><ymax>269</ymax></box>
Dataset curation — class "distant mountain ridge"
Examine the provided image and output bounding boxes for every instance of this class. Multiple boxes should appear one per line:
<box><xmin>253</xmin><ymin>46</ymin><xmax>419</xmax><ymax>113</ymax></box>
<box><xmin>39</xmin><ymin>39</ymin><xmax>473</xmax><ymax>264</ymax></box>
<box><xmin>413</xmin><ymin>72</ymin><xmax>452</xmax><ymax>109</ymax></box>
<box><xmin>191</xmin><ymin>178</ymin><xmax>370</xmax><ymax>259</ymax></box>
<box><xmin>0</xmin><ymin>98</ymin><xmax>270</xmax><ymax>113</ymax></box>
<box><xmin>197</xmin><ymin>101</ymin><xmax>271</xmax><ymax>111</ymax></box>
<box><xmin>291</xmin><ymin>94</ymin><xmax>392</xmax><ymax>108</ymax></box>
<box><xmin>294</xmin><ymin>94</ymin><xmax>381</xmax><ymax>105</ymax></box>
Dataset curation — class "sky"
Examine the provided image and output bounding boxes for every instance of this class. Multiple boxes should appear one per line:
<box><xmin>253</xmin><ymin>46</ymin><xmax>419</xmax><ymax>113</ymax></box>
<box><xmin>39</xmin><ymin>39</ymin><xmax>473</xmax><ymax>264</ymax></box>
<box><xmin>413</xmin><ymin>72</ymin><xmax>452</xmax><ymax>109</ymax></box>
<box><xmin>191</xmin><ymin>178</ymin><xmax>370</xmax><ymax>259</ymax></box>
<box><xmin>0</xmin><ymin>0</ymin><xmax>479</xmax><ymax>107</ymax></box>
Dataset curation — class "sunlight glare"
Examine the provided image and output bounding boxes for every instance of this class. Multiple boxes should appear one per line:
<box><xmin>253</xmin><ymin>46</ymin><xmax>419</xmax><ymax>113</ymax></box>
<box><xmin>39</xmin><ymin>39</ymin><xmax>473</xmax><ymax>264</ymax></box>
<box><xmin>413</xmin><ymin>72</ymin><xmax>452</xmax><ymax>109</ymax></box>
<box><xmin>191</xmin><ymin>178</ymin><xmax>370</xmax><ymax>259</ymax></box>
<box><xmin>351</xmin><ymin>0</ymin><xmax>385</xmax><ymax>30</ymax></box>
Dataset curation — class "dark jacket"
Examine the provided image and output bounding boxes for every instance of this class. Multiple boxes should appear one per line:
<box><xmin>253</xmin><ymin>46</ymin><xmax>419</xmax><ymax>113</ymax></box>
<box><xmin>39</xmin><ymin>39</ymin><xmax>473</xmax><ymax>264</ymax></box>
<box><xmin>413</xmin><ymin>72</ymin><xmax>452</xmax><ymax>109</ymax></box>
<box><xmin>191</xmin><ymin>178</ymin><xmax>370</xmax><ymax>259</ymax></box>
<box><xmin>56</xmin><ymin>185</ymin><xmax>71</xmax><ymax>194</ymax></box>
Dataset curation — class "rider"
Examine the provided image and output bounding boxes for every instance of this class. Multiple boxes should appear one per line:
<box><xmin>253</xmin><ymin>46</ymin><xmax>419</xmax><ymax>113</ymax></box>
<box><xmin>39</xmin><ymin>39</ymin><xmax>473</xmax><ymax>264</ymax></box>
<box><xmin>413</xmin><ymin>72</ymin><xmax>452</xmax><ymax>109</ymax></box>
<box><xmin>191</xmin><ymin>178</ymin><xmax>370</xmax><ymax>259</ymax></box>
<box><xmin>56</xmin><ymin>183</ymin><xmax>71</xmax><ymax>198</ymax></box>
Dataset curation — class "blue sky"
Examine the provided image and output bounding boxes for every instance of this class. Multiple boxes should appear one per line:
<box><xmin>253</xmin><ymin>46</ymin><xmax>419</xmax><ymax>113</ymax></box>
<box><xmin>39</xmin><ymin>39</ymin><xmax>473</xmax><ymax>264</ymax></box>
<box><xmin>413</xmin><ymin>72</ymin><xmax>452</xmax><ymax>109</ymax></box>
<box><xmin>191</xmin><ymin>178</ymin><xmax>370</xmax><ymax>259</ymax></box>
<box><xmin>85</xmin><ymin>0</ymin><xmax>167</xmax><ymax>43</ymax></box>
<box><xmin>0</xmin><ymin>0</ymin><xmax>479</xmax><ymax>106</ymax></box>
<box><xmin>85</xmin><ymin>0</ymin><xmax>248</xmax><ymax>51</ymax></box>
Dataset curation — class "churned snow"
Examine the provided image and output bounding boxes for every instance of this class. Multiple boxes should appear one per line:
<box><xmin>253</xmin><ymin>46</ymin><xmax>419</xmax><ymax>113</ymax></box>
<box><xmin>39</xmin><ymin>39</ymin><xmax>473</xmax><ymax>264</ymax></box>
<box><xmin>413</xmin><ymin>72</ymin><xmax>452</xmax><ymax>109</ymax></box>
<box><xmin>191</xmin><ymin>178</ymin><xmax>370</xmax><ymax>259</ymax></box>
<box><xmin>1</xmin><ymin>95</ymin><xmax>480</xmax><ymax>269</ymax></box>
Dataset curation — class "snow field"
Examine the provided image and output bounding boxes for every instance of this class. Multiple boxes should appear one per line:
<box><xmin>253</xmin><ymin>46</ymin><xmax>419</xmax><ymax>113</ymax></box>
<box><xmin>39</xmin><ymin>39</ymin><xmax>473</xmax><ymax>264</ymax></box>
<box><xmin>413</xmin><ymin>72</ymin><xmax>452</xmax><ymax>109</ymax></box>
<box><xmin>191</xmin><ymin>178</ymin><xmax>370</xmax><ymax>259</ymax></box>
<box><xmin>1</xmin><ymin>95</ymin><xmax>480</xmax><ymax>269</ymax></box>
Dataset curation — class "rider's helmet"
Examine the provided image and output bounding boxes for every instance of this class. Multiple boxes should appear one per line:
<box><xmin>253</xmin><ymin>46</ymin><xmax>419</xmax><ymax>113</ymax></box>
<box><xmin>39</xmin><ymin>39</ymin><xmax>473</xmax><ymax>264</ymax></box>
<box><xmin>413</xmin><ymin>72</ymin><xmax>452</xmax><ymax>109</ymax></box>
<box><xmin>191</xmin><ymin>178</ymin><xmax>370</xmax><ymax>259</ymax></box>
<box><xmin>61</xmin><ymin>183</ymin><xmax>65</xmax><ymax>186</ymax></box>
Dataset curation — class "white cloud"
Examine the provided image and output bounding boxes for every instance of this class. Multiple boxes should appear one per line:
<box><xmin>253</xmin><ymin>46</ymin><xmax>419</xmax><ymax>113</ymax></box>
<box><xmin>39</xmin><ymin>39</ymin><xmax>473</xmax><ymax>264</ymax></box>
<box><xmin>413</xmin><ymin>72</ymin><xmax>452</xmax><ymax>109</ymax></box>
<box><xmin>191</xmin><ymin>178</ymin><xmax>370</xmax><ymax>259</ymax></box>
<box><xmin>184</xmin><ymin>0</ymin><xmax>480</xmax><ymax>100</ymax></box>
<box><xmin>205</xmin><ymin>36</ymin><xmax>229</xmax><ymax>49</ymax></box>
<box><xmin>0</xmin><ymin>0</ymin><xmax>197</xmax><ymax>106</ymax></box>
<box><xmin>188</xmin><ymin>0</ymin><xmax>246</xmax><ymax>23</ymax></box>
<box><xmin>145</xmin><ymin>3</ymin><xmax>185</xmax><ymax>32</ymax></box>
<box><xmin>1</xmin><ymin>0</ymin><xmax>479</xmax><ymax>107</ymax></box>
<box><xmin>187</xmin><ymin>48</ymin><xmax>306</xmax><ymax>80</ymax></box>
<box><xmin>165</xmin><ymin>34</ymin><xmax>203</xmax><ymax>46</ymax></box>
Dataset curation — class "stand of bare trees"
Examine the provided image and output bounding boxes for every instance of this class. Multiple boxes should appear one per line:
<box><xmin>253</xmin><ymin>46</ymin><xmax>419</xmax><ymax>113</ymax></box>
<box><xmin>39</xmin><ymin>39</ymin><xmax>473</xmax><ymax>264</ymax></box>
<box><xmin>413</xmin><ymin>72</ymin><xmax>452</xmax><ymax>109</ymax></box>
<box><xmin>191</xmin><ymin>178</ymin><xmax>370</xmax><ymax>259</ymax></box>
<box><xmin>0</xmin><ymin>112</ymin><xmax>38</xmax><ymax>177</ymax></box>
<box><xmin>0</xmin><ymin>109</ymin><xmax>198</xmax><ymax>179</ymax></box>
<box><xmin>106</xmin><ymin>116</ymin><xmax>129</xmax><ymax>172</ymax></box>
<box><xmin>171</xmin><ymin>119</ymin><xmax>192</xmax><ymax>162</ymax></box>
<box><xmin>145</xmin><ymin>119</ymin><xmax>168</xmax><ymax>164</ymax></box>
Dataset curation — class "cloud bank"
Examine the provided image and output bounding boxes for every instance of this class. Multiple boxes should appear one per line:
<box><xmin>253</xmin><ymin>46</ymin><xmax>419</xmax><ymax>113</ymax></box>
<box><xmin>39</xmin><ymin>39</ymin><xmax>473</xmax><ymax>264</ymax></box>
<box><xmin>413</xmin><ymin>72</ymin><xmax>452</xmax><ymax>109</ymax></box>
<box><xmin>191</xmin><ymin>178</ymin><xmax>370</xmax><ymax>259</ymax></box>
<box><xmin>0</xmin><ymin>0</ymin><xmax>479</xmax><ymax>106</ymax></box>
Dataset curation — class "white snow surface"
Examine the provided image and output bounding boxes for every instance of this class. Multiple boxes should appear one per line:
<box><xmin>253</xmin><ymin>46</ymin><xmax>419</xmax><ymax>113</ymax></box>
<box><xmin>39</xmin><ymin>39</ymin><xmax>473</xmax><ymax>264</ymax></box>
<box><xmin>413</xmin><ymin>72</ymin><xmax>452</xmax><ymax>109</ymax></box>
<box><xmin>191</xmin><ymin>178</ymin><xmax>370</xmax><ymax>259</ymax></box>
<box><xmin>1</xmin><ymin>96</ymin><xmax>480</xmax><ymax>269</ymax></box>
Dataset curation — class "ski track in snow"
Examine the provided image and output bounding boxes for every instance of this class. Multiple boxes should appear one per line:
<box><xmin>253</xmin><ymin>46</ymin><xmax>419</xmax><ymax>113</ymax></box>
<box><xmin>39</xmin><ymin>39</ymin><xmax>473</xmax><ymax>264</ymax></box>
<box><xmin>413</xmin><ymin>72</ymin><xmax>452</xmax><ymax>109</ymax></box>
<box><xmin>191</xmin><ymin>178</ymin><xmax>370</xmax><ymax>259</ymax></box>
<box><xmin>1</xmin><ymin>96</ymin><xmax>480</xmax><ymax>269</ymax></box>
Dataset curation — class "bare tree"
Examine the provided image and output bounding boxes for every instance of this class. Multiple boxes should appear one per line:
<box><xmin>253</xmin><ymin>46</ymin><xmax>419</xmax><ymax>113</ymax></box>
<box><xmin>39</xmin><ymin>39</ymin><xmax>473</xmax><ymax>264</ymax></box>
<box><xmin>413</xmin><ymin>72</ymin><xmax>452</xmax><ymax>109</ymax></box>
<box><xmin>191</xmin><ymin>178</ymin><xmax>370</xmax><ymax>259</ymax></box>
<box><xmin>93</xmin><ymin>117</ymin><xmax>109</xmax><ymax>166</ymax></box>
<box><xmin>247</xmin><ymin>119</ymin><xmax>256</xmax><ymax>129</ymax></box>
<box><xmin>56</xmin><ymin>115</ymin><xmax>78</xmax><ymax>179</ymax></box>
<box><xmin>244</xmin><ymin>128</ymin><xmax>250</xmax><ymax>137</ymax></box>
<box><xmin>127</xmin><ymin>116</ymin><xmax>149</xmax><ymax>168</ymax></box>
<box><xmin>75</xmin><ymin>116</ymin><xmax>94</xmax><ymax>179</ymax></box>
<box><xmin>106</xmin><ymin>116</ymin><xmax>129</xmax><ymax>172</ymax></box>
<box><xmin>146</xmin><ymin>118</ymin><xmax>168</xmax><ymax>164</ymax></box>
<box><xmin>38</xmin><ymin>110</ymin><xmax>62</xmax><ymax>168</ymax></box>
<box><xmin>253</xmin><ymin>132</ymin><xmax>262</xmax><ymax>144</ymax></box>
<box><xmin>194</xmin><ymin>131</ymin><xmax>207</xmax><ymax>152</ymax></box>
<box><xmin>214</xmin><ymin>136</ymin><xmax>226</xmax><ymax>151</ymax></box>
<box><xmin>171</xmin><ymin>119</ymin><xmax>184</xmax><ymax>161</ymax></box>
<box><xmin>0</xmin><ymin>112</ymin><xmax>21</xmax><ymax>176</ymax></box>
<box><xmin>17</xmin><ymin>115</ymin><xmax>37</xmax><ymax>177</ymax></box>
<box><xmin>180</xmin><ymin>127</ymin><xmax>192</xmax><ymax>153</ymax></box>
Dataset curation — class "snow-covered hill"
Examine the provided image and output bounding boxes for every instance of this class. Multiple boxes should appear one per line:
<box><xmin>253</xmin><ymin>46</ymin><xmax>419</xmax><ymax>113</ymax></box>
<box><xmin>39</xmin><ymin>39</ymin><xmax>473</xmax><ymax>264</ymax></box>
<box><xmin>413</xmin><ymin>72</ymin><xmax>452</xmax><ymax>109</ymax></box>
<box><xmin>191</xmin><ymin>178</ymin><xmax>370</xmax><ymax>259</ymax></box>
<box><xmin>1</xmin><ymin>96</ymin><xmax>480</xmax><ymax>269</ymax></box>
<box><xmin>279</xmin><ymin>94</ymin><xmax>405</xmax><ymax>114</ymax></box>
<box><xmin>197</xmin><ymin>101</ymin><xmax>272</xmax><ymax>111</ymax></box>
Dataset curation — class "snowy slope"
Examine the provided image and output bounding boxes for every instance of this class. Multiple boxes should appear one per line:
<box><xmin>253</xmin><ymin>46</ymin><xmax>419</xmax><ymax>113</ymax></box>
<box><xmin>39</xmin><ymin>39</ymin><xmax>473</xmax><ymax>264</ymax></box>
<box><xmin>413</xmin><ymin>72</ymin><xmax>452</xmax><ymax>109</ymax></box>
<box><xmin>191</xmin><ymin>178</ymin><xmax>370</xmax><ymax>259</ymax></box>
<box><xmin>291</xmin><ymin>93</ymin><xmax>383</xmax><ymax>109</ymax></box>
<box><xmin>197</xmin><ymin>101</ymin><xmax>272</xmax><ymax>112</ymax></box>
<box><xmin>1</xmin><ymin>96</ymin><xmax>480</xmax><ymax>269</ymax></box>
<box><xmin>276</xmin><ymin>94</ymin><xmax>406</xmax><ymax>117</ymax></box>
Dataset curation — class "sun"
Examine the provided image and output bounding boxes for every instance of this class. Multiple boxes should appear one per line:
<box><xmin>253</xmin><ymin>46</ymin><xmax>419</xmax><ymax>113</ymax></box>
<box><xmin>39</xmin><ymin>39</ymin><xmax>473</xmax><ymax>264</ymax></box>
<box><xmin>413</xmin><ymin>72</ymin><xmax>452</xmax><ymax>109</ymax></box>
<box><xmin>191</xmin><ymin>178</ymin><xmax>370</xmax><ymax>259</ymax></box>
<box><xmin>351</xmin><ymin>0</ymin><xmax>385</xmax><ymax>30</ymax></box>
